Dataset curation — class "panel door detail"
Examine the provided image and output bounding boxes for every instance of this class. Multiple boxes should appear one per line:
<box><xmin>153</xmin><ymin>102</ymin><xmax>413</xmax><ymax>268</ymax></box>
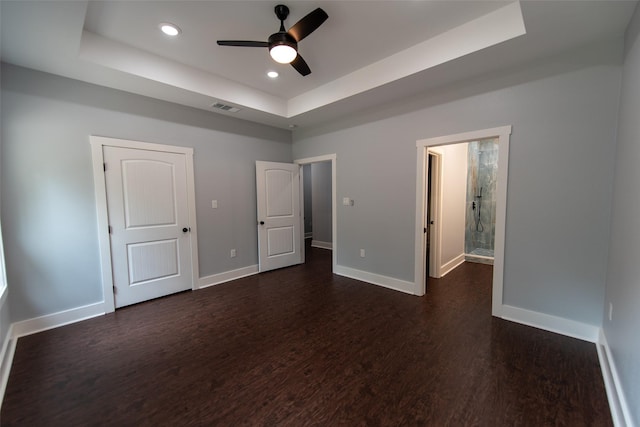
<box><xmin>256</xmin><ymin>161</ymin><xmax>302</xmax><ymax>272</ymax></box>
<box><xmin>104</xmin><ymin>146</ymin><xmax>193</xmax><ymax>308</ymax></box>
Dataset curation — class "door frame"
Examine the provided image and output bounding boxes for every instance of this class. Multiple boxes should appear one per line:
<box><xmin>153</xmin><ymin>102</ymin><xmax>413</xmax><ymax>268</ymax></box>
<box><xmin>90</xmin><ymin>136</ymin><xmax>200</xmax><ymax>313</ymax></box>
<box><xmin>414</xmin><ymin>126</ymin><xmax>511</xmax><ymax>317</ymax></box>
<box><xmin>294</xmin><ymin>154</ymin><xmax>337</xmax><ymax>273</ymax></box>
<box><xmin>426</xmin><ymin>150</ymin><xmax>443</xmax><ymax>279</ymax></box>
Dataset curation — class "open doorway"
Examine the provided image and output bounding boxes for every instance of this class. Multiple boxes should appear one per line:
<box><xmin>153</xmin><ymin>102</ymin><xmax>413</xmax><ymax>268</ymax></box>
<box><xmin>295</xmin><ymin>154</ymin><xmax>337</xmax><ymax>273</ymax></box>
<box><xmin>302</xmin><ymin>162</ymin><xmax>332</xmax><ymax>251</ymax></box>
<box><xmin>414</xmin><ymin>127</ymin><xmax>511</xmax><ymax>317</ymax></box>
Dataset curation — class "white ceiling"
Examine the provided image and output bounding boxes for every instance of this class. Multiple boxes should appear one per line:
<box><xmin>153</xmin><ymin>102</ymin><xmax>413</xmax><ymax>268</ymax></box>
<box><xmin>1</xmin><ymin>1</ymin><xmax>637</xmax><ymax>129</ymax></box>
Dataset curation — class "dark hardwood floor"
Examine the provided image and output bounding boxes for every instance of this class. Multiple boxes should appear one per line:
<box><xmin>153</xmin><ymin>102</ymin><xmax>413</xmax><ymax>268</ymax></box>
<box><xmin>1</xmin><ymin>246</ymin><xmax>611</xmax><ymax>426</ymax></box>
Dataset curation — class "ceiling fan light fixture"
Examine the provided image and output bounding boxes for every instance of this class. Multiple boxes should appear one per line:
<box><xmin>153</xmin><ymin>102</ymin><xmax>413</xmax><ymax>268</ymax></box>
<box><xmin>270</xmin><ymin>44</ymin><xmax>297</xmax><ymax>64</ymax></box>
<box><xmin>268</xmin><ymin>32</ymin><xmax>298</xmax><ymax>64</ymax></box>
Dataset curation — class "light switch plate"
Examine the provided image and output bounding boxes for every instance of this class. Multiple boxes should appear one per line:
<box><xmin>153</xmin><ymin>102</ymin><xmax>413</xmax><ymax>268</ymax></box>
<box><xmin>212</xmin><ymin>200</ymin><xmax>218</xmax><ymax>209</ymax></box>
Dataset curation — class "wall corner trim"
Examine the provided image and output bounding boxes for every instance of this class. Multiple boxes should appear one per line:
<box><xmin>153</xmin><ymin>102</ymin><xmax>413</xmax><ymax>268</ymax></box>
<box><xmin>198</xmin><ymin>265</ymin><xmax>259</xmax><ymax>289</ymax></box>
<box><xmin>597</xmin><ymin>329</ymin><xmax>634</xmax><ymax>427</ymax></box>
<box><xmin>11</xmin><ymin>302</ymin><xmax>106</xmax><ymax>340</ymax></box>
<box><xmin>500</xmin><ymin>304</ymin><xmax>599</xmax><ymax>342</ymax></box>
<box><xmin>335</xmin><ymin>265</ymin><xmax>415</xmax><ymax>295</ymax></box>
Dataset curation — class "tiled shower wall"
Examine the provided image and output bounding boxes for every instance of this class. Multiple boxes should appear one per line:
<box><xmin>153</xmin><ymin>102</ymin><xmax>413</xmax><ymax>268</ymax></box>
<box><xmin>465</xmin><ymin>139</ymin><xmax>498</xmax><ymax>255</ymax></box>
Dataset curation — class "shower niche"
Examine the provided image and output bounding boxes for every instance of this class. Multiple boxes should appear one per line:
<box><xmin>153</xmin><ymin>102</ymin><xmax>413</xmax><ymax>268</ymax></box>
<box><xmin>465</xmin><ymin>139</ymin><xmax>497</xmax><ymax>264</ymax></box>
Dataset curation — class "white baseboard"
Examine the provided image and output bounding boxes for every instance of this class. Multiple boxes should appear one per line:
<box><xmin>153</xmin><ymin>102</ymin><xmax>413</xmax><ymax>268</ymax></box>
<box><xmin>464</xmin><ymin>254</ymin><xmax>494</xmax><ymax>265</ymax></box>
<box><xmin>11</xmin><ymin>301</ymin><xmax>106</xmax><ymax>339</ymax></box>
<box><xmin>304</xmin><ymin>232</ymin><xmax>312</xmax><ymax>239</ymax></box>
<box><xmin>0</xmin><ymin>324</ymin><xmax>16</xmax><ymax>408</ymax></box>
<box><xmin>500</xmin><ymin>304</ymin><xmax>599</xmax><ymax>343</ymax></box>
<box><xmin>335</xmin><ymin>265</ymin><xmax>415</xmax><ymax>295</ymax></box>
<box><xmin>1</xmin><ymin>301</ymin><xmax>106</xmax><ymax>406</ymax></box>
<box><xmin>198</xmin><ymin>265</ymin><xmax>258</xmax><ymax>289</ymax></box>
<box><xmin>597</xmin><ymin>329</ymin><xmax>633</xmax><ymax>427</ymax></box>
<box><xmin>439</xmin><ymin>253</ymin><xmax>465</xmax><ymax>277</ymax></box>
<box><xmin>311</xmin><ymin>240</ymin><xmax>332</xmax><ymax>250</ymax></box>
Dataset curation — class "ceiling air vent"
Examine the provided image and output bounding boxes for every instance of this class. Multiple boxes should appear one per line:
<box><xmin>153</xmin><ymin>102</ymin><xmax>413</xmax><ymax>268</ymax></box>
<box><xmin>211</xmin><ymin>102</ymin><xmax>241</xmax><ymax>113</ymax></box>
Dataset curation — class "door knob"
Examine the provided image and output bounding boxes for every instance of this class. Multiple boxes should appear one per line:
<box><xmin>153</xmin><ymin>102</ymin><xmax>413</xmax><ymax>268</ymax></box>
<box><xmin>183</xmin><ymin>227</ymin><xmax>190</xmax><ymax>233</ymax></box>
<box><xmin>259</xmin><ymin>221</ymin><xmax>265</xmax><ymax>225</ymax></box>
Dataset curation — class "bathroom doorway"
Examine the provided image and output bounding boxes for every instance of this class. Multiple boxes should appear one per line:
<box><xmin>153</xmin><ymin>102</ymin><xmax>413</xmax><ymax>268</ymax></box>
<box><xmin>414</xmin><ymin>126</ymin><xmax>511</xmax><ymax>317</ymax></box>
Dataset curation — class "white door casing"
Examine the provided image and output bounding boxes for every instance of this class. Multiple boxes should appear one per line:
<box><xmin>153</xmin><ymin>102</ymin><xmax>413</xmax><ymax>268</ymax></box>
<box><xmin>91</xmin><ymin>136</ymin><xmax>199</xmax><ymax>312</ymax></box>
<box><xmin>256</xmin><ymin>161</ymin><xmax>302</xmax><ymax>272</ymax></box>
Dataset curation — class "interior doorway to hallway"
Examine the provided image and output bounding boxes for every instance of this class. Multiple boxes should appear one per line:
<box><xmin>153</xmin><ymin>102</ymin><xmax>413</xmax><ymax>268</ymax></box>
<box><xmin>302</xmin><ymin>162</ymin><xmax>332</xmax><ymax>251</ymax></box>
<box><xmin>295</xmin><ymin>154</ymin><xmax>337</xmax><ymax>272</ymax></box>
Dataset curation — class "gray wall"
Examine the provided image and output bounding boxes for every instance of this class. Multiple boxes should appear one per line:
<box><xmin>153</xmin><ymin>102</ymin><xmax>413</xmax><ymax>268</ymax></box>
<box><xmin>0</xmin><ymin>64</ymin><xmax>292</xmax><ymax>322</ymax></box>
<box><xmin>603</xmin><ymin>4</ymin><xmax>640</xmax><ymax>425</ymax></box>
<box><xmin>0</xmin><ymin>297</ymin><xmax>9</xmax><ymax>343</ymax></box>
<box><xmin>310</xmin><ymin>161</ymin><xmax>332</xmax><ymax>244</ymax></box>
<box><xmin>292</xmin><ymin>39</ymin><xmax>622</xmax><ymax>326</ymax></box>
<box><xmin>0</xmin><ymin>62</ymin><xmax>9</xmax><ymax>347</ymax></box>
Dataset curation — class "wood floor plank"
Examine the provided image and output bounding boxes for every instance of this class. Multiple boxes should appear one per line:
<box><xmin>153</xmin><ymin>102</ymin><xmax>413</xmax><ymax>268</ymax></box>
<box><xmin>1</xmin><ymin>247</ymin><xmax>611</xmax><ymax>426</ymax></box>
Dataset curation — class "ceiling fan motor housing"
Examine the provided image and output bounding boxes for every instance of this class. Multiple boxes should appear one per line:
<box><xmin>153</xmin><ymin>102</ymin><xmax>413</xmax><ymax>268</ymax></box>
<box><xmin>268</xmin><ymin>32</ymin><xmax>298</xmax><ymax>51</ymax></box>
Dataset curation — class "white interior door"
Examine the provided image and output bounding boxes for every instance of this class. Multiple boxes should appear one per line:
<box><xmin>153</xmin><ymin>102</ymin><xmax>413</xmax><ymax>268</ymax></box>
<box><xmin>104</xmin><ymin>146</ymin><xmax>193</xmax><ymax>308</ymax></box>
<box><xmin>256</xmin><ymin>161</ymin><xmax>302</xmax><ymax>272</ymax></box>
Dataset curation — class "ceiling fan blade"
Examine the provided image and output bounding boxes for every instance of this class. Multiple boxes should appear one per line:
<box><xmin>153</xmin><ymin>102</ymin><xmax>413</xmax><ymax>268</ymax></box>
<box><xmin>287</xmin><ymin>8</ymin><xmax>328</xmax><ymax>42</ymax></box>
<box><xmin>291</xmin><ymin>54</ymin><xmax>311</xmax><ymax>76</ymax></box>
<box><xmin>217</xmin><ymin>40</ymin><xmax>269</xmax><ymax>48</ymax></box>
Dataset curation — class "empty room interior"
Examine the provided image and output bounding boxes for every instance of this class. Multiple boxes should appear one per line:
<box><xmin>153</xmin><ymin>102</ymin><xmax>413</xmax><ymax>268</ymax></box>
<box><xmin>0</xmin><ymin>1</ymin><xmax>639</xmax><ymax>425</ymax></box>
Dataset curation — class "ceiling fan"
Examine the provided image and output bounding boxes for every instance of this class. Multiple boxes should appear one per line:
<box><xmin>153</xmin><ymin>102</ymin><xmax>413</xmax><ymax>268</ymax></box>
<box><xmin>217</xmin><ymin>4</ymin><xmax>328</xmax><ymax>76</ymax></box>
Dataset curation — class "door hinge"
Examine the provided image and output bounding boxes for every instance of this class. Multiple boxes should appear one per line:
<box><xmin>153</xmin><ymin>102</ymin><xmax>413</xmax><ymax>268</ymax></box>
<box><xmin>424</xmin><ymin>227</ymin><xmax>427</xmax><ymax>233</ymax></box>
<box><xmin>113</xmin><ymin>285</ymin><xmax>116</xmax><ymax>294</ymax></box>
<box><xmin>103</xmin><ymin>163</ymin><xmax>106</xmax><ymax>172</ymax></box>
<box><xmin>108</xmin><ymin>225</ymin><xmax>113</xmax><ymax>234</ymax></box>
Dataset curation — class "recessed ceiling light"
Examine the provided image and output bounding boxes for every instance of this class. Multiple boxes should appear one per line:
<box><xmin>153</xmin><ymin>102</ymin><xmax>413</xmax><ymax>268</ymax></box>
<box><xmin>267</xmin><ymin>71</ymin><xmax>279</xmax><ymax>78</ymax></box>
<box><xmin>160</xmin><ymin>23</ymin><xmax>181</xmax><ymax>36</ymax></box>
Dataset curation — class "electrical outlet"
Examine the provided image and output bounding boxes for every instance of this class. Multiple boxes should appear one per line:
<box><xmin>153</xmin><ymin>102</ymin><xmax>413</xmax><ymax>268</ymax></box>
<box><xmin>609</xmin><ymin>303</ymin><xmax>613</xmax><ymax>321</ymax></box>
<box><xmin>360</xmin><ymin>249</ymin><xmax>365</xmax><ymax>258</ymax></box>
<box><xmin>230</xmin><ymin>249</ymin><xmax>237</xmax><ymax>258</ymax></box>
<box><xmin>212</xmin><ymin>200</ymin><xmax>218</xmax><ymax>209</ymax></box>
